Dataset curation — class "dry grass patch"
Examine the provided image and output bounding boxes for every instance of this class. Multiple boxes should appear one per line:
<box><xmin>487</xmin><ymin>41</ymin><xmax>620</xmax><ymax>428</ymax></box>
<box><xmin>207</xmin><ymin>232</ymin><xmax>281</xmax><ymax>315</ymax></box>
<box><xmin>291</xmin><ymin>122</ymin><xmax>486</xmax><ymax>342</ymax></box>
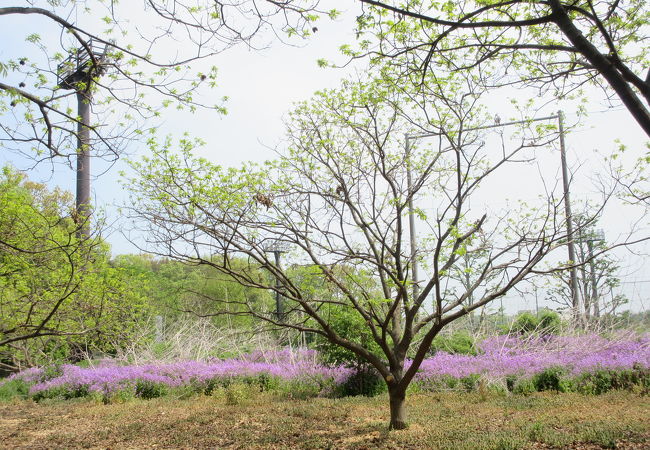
<box><xmin>0</xmin><ymin>391</ymin><xmax>648</xmax><ymax>449</ymax></box>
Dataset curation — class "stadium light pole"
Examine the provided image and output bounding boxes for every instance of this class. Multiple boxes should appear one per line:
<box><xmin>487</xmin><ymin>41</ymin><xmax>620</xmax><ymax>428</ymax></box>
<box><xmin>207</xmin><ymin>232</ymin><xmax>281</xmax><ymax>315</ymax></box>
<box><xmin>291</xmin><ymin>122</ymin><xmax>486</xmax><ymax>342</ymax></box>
<box><xmin>263</xmin><ymin>240</ymin><xmax>291</xmax><ymax>322</ymax></box>
<box><xmin>57</xmin><ymin>39</ymin><xmax>112</xmax><ymax>237</ymax></box>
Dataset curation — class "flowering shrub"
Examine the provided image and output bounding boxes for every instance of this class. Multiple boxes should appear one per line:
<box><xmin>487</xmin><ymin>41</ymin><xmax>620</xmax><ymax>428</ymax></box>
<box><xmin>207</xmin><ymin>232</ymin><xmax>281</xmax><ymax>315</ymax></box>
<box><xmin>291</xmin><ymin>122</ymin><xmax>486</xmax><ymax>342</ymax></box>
<box><xmin>413</xmin><ymin>333</ymin><xmax>649</xmax><ymax>393</ymax></box>
<box><xmin>0</xmin><ymin>348</ymin><xmax>353</xmax><ymax>401</ymax></box>
<box><xmin>1</xmin><ymin>334</ymin><xmax>648</xmax><ymax>401</ymax></box>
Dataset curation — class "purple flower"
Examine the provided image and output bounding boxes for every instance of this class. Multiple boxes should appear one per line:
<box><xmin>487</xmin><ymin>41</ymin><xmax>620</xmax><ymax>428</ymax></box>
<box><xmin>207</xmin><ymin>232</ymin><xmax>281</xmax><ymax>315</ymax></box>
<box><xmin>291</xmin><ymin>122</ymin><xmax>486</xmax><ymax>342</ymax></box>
<box><xmin>24</xmin><ymin>348</ymin><xmax>354</xmax><ymax>397</ymax></box>
<box><xmin>412</xmin><ymin>333</ymin><xmax>649</xmax><ymax>382</ymax></box>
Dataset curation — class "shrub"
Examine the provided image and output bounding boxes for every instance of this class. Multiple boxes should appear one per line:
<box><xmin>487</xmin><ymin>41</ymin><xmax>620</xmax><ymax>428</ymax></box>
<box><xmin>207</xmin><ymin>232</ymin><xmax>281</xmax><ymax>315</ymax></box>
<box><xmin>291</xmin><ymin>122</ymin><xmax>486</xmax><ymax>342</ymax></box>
<box><xmin>511</xmin><ymin>312</ymin><xmax>539</xmax><ymax>335</ymax></box>
<box><xmin>337</xmin><ymin>365</ymin><xmax>386</xmax><ymax>397</ymax></box>
<box><xmin>512</xmin><ymin>378</ymin><xmax>536</xmax><ymax>395</ymax></box>
<box><xmin>277</xmin><ymin>378</ymin><xmax>322</xmax><ymax>400</ymax></box>
<box><xmin>224</xmin><ymin>382</ymin><xmax>251</xmax><ymax>405</ymax></box>
<box><xmin>533</xmin><ymin>367</ymin><xmax>572</xmax><ymax>392</ymax></box>
<box><xmin>135</xmin><ymin>380</ymin><xmax>168</xmax><ymax>399</ymax></box>
<box><xmin>0</xmin><ymin>378</ymin><xmax>30</xmax><ymax>402</ymax></box>
<box><xmin>243</xmin><ymin>373</ymin><xmax>280</xmax><ymax>392</ymax></box>
<box><xmin>505</xmin><ymin>375</ymin><xmax>518</xmax><ymax>392</ymax></box>
<box><xmin>32</xmin><ymin>386</ymin><xmax>68</xmax><ymax>402</ymax></box>
<box><xmin>103</xmin><ymin>388</ymin><xmax>136</xmax><ymax>404</ymax></box>
<box><xmin>430</xmin><ymin>331</ymin><xmax>476</xmax><ymax>355</ymax></box>
<box><xmin>537</xmin><ymin>310</ymin><xmax>561</xmax><ymax>334</ymax></box>
<box><xmin>573</xmin><ymin>365</ymin><xmax>650</xmax><ymax>395</ymax></box>
<box><xmin>460</xmin><ymin>374</ymin><xmax>480</xmax><ymax>391</ymax></box>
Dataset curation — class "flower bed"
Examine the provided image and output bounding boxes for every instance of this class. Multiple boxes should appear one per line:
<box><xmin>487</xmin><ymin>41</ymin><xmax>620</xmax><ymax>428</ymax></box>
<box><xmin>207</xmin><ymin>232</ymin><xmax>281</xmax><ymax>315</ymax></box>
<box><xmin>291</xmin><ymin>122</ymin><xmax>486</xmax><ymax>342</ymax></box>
<box><xmin>412</xmin><ymin>333</ymin><xmax>650</xmax><ymax>393</ymax></box>
<box><xmin>2</xmin><ymin>334</ymin><xmax>648</xmax><ymax>401</ymax></box>
<box><xmin>2</xmin><ymin>348</ymin><xmax>353</xmax><ymax>401</ymax></box>
<box><xmin>414</xmin><ymin>333</ymin><xmax>650</xmax><ymax>380</ymax></box>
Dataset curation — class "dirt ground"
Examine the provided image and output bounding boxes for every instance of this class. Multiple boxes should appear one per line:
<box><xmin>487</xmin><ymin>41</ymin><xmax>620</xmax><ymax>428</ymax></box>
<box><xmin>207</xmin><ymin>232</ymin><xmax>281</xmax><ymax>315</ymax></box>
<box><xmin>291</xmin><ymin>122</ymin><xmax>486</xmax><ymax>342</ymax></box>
<box><xmin>0</xmin><ymin>391</ymin><xmax>648</xmax><ymax>449</ymax></box>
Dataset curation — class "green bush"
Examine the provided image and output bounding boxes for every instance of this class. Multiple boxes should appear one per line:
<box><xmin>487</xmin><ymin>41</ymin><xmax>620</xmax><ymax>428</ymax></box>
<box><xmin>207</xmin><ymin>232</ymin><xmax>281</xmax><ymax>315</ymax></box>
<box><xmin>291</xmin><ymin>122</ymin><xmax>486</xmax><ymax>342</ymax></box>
<box><xmin>0</xmin><ymin>378</ymin><xmax>30</xmax><ymax>402</ymax></box>
<box><xmin>102</xmin><ymin>388</ymin><xmax>136</xmax><ymax>404</ymax></box>
<box><xmin>413</xmin><ymin>374</ymin><xmax>460</xmax><ymax>392</ymax></box>
<box><xmin>337</xmin><ymin>365</ymin><xmax>386</xmax><ymax>397</ymax></box>
<box><xmin>224</xmin><ymin>382</ymin><xmax>251</xmax><ymax>405</ymax></box>
<box><xmin>505</xmin><ymin>375</ymin><xmax>518</xmax><ymax>392</ymax></box>
<box><xmin>512</xmin><ymin>378</ymin><xmax>536</xmax><ymax>395</ymax></box>
<box><xmin>135</xmin><ymin>380</ymin><xmax>168</xmax><ymax>399</ymax></box>
<box><xmin>430</xmin><ymin>331</ymin><xmax>476</xmax><ymax>355</ymax></box>
<box><xmin>32</xmin><ymin>386</ymin><xmax>69</xmax><ymax>402</ymax></box>
<box><xmin>277</xmin><ymin>378</ymin><xmax>323</xmax><ymax>400</ymax></box>
<box><xmin>511</xmin><ymin>312</ymin><xmax>539</xmax><ymax>335</ymax></box>
<box><xmin>533</xmin><ymin>367</ymin><xmax>572</xmax><ymax>392</ymax></box>
<box><xmin>243</xmin><ymin>373</ymin><xmax>280</xmax><ymax>392</ymax></box>
<box><xmin>506</xmin><ymin>310</ymin><xmax>562</xmax><ymax>336</ymax></box>
<box><xmin>460</xmin><ymin>374</ymin><xmax>481</xmax><ymax>392</ymax></box>
<box><xmin>573</xmin><ymin>366</ymin><xmax>650</xmax><ymax>395</ymax></box>
<box><xmin>537</xmin><ymin>310</ymin><xmax>561</xmax><ymax>333</ymax></box>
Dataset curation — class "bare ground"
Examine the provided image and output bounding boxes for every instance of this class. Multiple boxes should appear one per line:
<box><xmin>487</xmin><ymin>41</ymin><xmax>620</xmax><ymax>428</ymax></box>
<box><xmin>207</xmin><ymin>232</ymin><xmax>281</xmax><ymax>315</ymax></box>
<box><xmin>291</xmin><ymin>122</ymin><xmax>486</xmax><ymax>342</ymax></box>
<box><xmin>0</xmin><ymin>391</ymin><xmax>648</xmax><ymax>449</ymax></box>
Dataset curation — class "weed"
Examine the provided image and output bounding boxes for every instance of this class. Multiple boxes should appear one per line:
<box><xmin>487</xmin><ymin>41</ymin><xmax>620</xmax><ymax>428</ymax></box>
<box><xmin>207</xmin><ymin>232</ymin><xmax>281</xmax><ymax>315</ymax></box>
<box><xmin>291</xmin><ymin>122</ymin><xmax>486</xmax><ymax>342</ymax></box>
<box><xmin>135</xmin><ymin>380</ymin><xmax>167</xmax><ymax>399</ymax></box>
<box><xmin>0</xmin><ymin>378</ymin><xmax>30</xmax><ymax>402</ymax></box>
<box><xmin>224</xmin><ymin>382</ymin><xmax>250</xmax><ymax>405</ymax></box>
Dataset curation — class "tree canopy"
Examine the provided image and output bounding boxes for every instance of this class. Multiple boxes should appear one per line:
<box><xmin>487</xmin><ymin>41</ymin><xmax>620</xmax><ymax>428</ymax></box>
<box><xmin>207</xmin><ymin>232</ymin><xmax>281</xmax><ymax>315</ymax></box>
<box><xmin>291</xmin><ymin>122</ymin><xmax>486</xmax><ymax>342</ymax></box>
<box><xmin>0</xmin><ymin>0</ymin><xmax>331</xmax><ymax>163</ymax></box>
<box><xmin>0</xmin><ymin>166</ymin><xmax>148</xmax><ymax>371</ymax></box>
<box><xmin>123</xmin><ymin>70</ymin><xmax>596</xmax><ymax>428</ymax></box>
<box><xmin>351</xmin><ymin>0</ymin><xmax>650</xmax><ymax>136</ymax></box>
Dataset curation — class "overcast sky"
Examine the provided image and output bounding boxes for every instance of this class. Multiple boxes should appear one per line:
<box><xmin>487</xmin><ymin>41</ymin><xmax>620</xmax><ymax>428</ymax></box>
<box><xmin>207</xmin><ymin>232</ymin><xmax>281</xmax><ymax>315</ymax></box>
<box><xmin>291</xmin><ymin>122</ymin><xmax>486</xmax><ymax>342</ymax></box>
<box><xmin>1</xmin><ymin>2</ymin><xmax>648</xmax><ymax>314</ymax></box>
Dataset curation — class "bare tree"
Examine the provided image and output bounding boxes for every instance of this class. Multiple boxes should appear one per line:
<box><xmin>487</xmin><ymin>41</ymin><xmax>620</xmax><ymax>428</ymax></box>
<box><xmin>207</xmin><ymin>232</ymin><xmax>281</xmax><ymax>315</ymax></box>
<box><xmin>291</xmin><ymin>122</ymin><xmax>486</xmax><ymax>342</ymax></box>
<box><xmin>546</xmin><ymin>219</ymin><xmax>628</xmax><ymax>321</ymax></box>
<box><xmin>124</xmin><ymin>73</ymin><xmax>592</xmax><ymax>429</ymax></box>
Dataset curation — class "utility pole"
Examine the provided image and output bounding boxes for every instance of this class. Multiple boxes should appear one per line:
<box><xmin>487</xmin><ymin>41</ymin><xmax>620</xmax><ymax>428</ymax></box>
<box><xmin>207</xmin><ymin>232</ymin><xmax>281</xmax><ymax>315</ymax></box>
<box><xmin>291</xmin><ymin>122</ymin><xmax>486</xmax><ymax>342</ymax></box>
<box><xmin>406</xmin><ymin>112</ymin><xmax>580</xmax><ymax>324</ymax></box>
<box><xmin>404</xmin><ymin>135</ymin><xmax>420</xmax><ymax>312</ymax></box>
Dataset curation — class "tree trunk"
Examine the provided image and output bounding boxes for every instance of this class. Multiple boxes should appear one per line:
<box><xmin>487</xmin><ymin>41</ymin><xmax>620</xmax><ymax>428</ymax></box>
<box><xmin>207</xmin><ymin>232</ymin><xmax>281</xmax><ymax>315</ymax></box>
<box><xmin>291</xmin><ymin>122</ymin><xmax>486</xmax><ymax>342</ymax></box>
<box><xmin>388</xmin><ymin>386</ymin><xmax>408</xmax><ymax>430</ymax></box>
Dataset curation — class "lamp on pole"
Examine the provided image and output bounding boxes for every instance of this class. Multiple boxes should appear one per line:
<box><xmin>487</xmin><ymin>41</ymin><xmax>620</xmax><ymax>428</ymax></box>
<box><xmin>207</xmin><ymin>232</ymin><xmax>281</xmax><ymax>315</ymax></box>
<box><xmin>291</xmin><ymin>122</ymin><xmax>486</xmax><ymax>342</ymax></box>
<box><xmin>557</xmin><ymin>111</ymin><xmax>581</xmax><ymax>323</ymax></box>
<box><xmin>587</xmin><ymin>229</ymin><xmax>606</xmax><ymax>318</ymax></box>
<box><xmin>405</xmin><ymin>111</ymin><xmax>580</xmax><ymax>322</ymax></box>
<box><xmin>263</xmin><ymin>240</ymin><xmax>291</xmax><ymax>322</ymax></box>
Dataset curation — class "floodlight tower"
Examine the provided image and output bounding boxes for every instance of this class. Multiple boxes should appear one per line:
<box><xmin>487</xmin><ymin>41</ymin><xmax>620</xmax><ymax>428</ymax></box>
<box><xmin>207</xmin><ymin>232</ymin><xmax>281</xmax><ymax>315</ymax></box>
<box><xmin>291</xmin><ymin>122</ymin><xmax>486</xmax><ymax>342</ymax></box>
<box><xmin>586</xmin><ymin>229</ymin><xmax>606</xmax><ymax>318</ymax></box>
<box><xmin>264</xmin><ymin>240</ymin><xmax>292</xmax><ymax>321</ymax></box>
<box><xmin>57</xmin><ymin>39</ymin><xmax>111</xmax><ymax>237</ymax></box>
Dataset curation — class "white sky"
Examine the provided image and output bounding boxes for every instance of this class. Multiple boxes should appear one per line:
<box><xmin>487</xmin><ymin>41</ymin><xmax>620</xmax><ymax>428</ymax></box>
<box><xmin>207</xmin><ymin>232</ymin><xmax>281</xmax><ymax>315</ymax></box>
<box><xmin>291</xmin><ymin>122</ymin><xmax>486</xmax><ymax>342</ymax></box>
<box><xmin>1</xmin><ymin>2</ymin><xmax>649</xmax><ymax>315</ymax></box>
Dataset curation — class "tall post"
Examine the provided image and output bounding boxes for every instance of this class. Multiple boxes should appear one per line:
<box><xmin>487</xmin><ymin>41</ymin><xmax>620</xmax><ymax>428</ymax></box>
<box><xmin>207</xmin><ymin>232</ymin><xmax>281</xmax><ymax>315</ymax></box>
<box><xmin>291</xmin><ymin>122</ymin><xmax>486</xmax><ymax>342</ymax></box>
<box><xmin>558</xmin><ymin>111</ymin><xmax>581</xmax><ymax>324</ymax></box>
<box><xmin>76</xmin><ymin>90</ymin><xmax>92</xmax><ymax>237</ymax></box>
<box><xmin>273</xmin><ymin>250</ymin><xmax>284</xmax><ymax>322</ymax></box>
<box><xmin>405</xmin><ymin>135</ymin><xmax>420</xmax><ymax>310</ymax></box>
<box><xmin>58</xmin><ymin>39</ymin><xmax>113</xmax><ymax>238</ymax></box>
<box><xmin>576</xmin><ymin>225</ymin><xmax>590</xmax><ymax>320</ymax></box>
<box><xmin>587</xmin><ymin>238</ymin><xmax>599</xmax><ymax>318</ymax></box>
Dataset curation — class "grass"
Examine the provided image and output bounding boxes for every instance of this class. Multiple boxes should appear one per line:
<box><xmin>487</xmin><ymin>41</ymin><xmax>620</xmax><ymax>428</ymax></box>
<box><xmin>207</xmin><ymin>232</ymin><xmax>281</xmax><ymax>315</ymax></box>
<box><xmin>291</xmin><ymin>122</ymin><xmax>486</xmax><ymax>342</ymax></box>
<box><xmin>0</xmin><ymin>390</ymin><xmax>648</xmax><ymax>449</ymax></box>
